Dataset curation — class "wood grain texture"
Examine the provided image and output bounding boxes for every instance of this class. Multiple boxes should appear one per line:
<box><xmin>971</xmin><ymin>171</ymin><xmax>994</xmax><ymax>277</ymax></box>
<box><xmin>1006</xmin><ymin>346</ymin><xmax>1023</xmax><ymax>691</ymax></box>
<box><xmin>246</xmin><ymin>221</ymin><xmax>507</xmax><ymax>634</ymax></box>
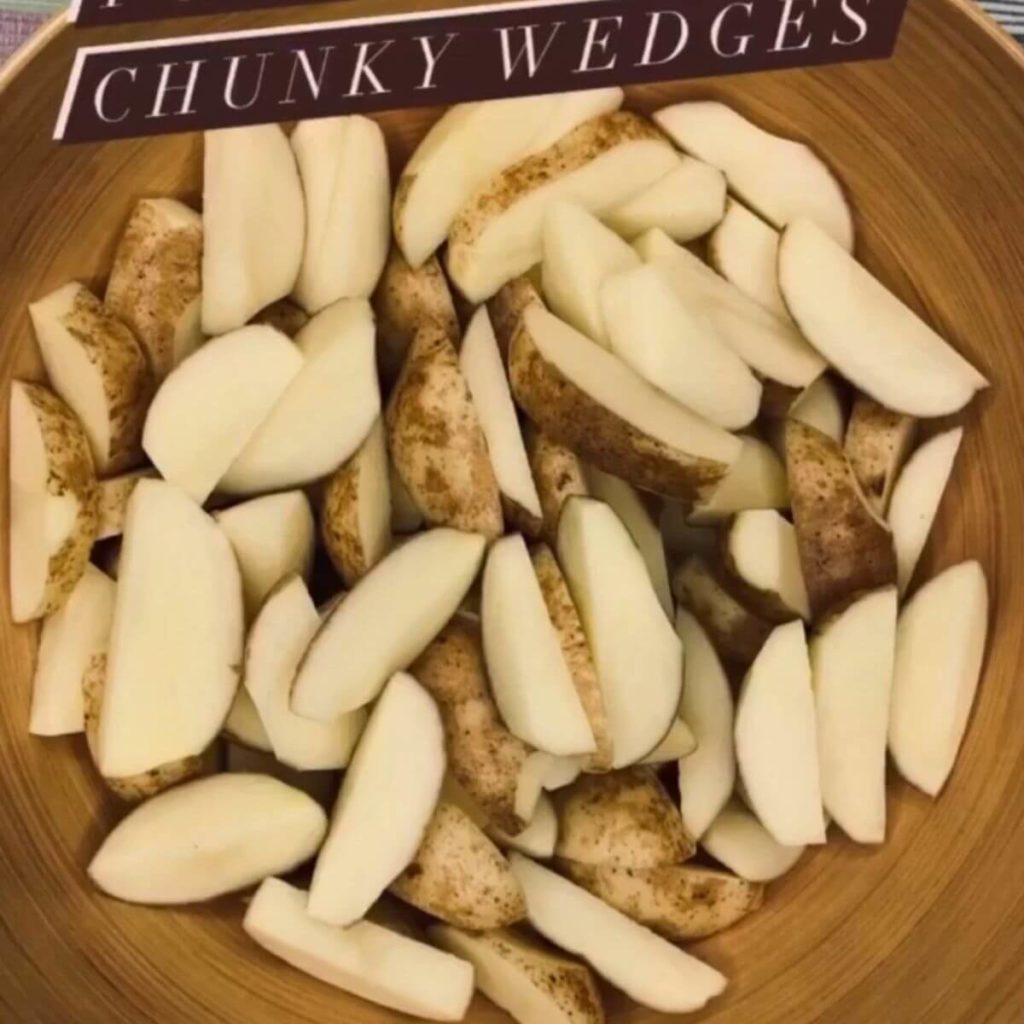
<box><xmin>1</xmin><ymin>1</ymin><xmax>1023</xmax><ymax>1021</ymax></box>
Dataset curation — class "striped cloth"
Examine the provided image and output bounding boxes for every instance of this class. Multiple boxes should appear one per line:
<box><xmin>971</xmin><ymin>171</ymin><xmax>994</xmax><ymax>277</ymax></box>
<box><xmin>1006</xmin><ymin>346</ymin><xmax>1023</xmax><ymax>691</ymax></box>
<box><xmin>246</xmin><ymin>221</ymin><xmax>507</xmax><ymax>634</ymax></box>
<box><xmin>1</xmin><ymin>1</ymin><xmax>1023</xmax><ymax>65</ymax></box>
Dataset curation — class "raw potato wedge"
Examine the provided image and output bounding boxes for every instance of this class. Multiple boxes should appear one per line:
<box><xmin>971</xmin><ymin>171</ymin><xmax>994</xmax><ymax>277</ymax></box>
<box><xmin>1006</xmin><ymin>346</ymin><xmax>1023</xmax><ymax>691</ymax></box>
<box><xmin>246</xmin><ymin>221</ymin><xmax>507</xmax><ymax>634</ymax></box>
<box><xmin>388</xmin><ymin>322</ymin><xmax>503</xmax><ymax>538</ymax></box>
<box><xmin>321</xmin><ymin>419</ymin><xmax>393</xmax><ymax>587</ymax></box>
<box><xmin>245</xmin><ymin>575</ymin><xmax>366</xmax><ymax>771</ymax></box>
<box><xmin>395</xmin><ymin>89</ymin><xmax>624</xmax><ymax>269</ymax></box>
<box><xmin>89</xmin><ymin>775</ymin><xmax>327</xmax><ymax>905</ymax></box>
<box><xmin>636</xmin><ymin>228</ymin><xmax>826</xmax><ymax>388</ymax></box>
<box><xmin>245</xmin><ymin>879</ymin><xmax>474</xmax><ymax>1022</ymax></box>
<box><xmin>142</xmin><ymin>325</ymin><xmax>303</xmax><ymax>503</ymax></box>
<box><xmin>489</xmin><ymin>792</ymin><xmax>559</xmax><ymax>859</ymax></box>
<box><xmin>488</xmin><ymin>275</ymin><xmax>545</xmax><ymax>361</ymax></box>
<box><xmin>673</xmin><ymin>556</ymin><xmax>772</xmax><ymax>665</ymax></box>
<box><xmin>531</xmin><ymin>545</ymin><xmax>613</xmax><ymax>772</ymax></box>
<box><xmin>106</xmin><ymin>198</ymin><xmax>204</xmax><ymax>380</ymax></box>
<box><xmin>778</xmin><ymin>219</ymin><xmax>989</xmax><ymax>416</ymax></box>
<box><xmin>889</xmin><ymin>561</ymin><xmax>989</xmax><ymax>797</ymax></box>
<box><xmin>889</xmin><ymin>427</ymin><xmax>964</xmax><ymax>594</ymax></box>
<box><xmin>430</xmin><ymin>924</ymin><xmax>605</xmax><ymax>1024</ymax></box>
<box><xmin>553</xmin><ymin>768</ymin><xmax>694</xmax><ymax>868</ymax></box>
<box><xmin>215</xmin><ymin>491</ymin><xmax>315</xmax><ymax>619</ymax></box>
<box><xmin>97</xmin><ymin>469</ymin><xmax>156</xmax><ymax>541</ymax></box>
<box><xmin>511</xmin><ymin>306</ymin><xmax>741</xmax><ymax>501</ymax></box>
<box><xmin>30</xmin><ymin>283</ymin><xmax>153</xmax><ymax>475</ymax></box>
<box><xmin>689</xmin><ymin>435</ymin><xmax>789</xmax><ymax>525</ymax></box>
<box><xmin>223</xmin><ymin>686</ymin><xmax>273</xmax><ymax>753</ymax></box>
<box><xmin>391</xmin><ymin>801</ymin><xmax>527</xmax><ymax>929</ymax></box>
<box><xmin>373</xmin><ymin>247</ymin><xmax>460</xmax><ymax>383</ymax></box>
<box><xmin>98</xmin><ymin>480</ymin><xmax>243</xmax><ymax>781</ymax></box>
<box><xmin>447</xmin><ymin>112</ymin><xmax>680</xmax><ymax>302</ymax></box>
<box><xmin>561</xmin><ymin>862</ymin><xmax>763</xmax><ymax>942</ymax></box>
<box><xmin>603</xmin><ymin>157</ymin><xmax>727</xmax><ymax>241</ymax></box>
<box><xmin>220</xmin><ymin>299</ymin><xmax>381</xmax><ymax>495</ymax></box>
<box><xmin>30</xmin><ymin>565</ymin><xmax>114</xmax><ymax>737</ymax></box>
<box><xmin>510</xmin><ymin>855</ymin><xmax>727</xmax><ymax>1014</ymax></box>
<box><xmin>722</xmin><ymin>510</ymin><xmax>811</xmax><ymax>622</ymax></box>
<box><xmin>202</xmin><ymin>124</ymin><xmax>305</xmax><ymax>335</ymax></box>
<box><xmin>654</xmin><ymin>101</ymin><xmax>854</xmax><ymax>250</ymax></box>
<box><xmin>845</xmin><ymin>395</ymin><xmax>917</xmax><ymax>514</ymax></box>
<box><xmin>461</xmin><ymin>308</ymin><xmax>543</xmax><ymax>529</ymax></box>
<box><xmin>786</xmin><ymin>420</ymin><xmax>897</xmax><ymax>619</ymax></box>
<box><xmin>224</xmin><ymin>744</ymin><xmax>338</xmax><ymax>810</ymax></box>
<box><xmin>811</xmin><ymin>587</ymin><xmax>898</xmax><ymax>843</ymax></box>
<box><xmin>251</xmin><ymin>298</ymin><xmax>309</xmax><ymax>338</ymax></box>
<box><xmin>308</xmin><ymin>673</ymin><xmax>445</xmax><ymax>927</ymax></box>
<box><xmin>701</xmin><ymin>800</ymin><xmax>805</xmax><ymax>883</ymax></box>
<box><xmin>526</xmin><ymin>428</ymin><xmax>589</xmax><ymax>545</ymax></box>
<box><xmin>640</xmin><ymin>718</ymin><xmax>698</xmax><ymax>765</ymax></box>
<box><xmin>292</xmin><ymin>529</ymin><xmax>486</xmax><ymax>720</ymax></box>
<box><xmin>9</xmin><ymin>381</ymin><xmax>100</xmax><ymax>623</ymax></box>
<box><xmin>292</xmin><ymin>115</ymin><xmax>390</xmax><ymax>313</ymax></box>
<box><xmin>601</xmin><ymin>264</ymin><xmax>762</xmax><ymax>430</ymax></box>
<box><xmin>778</xmin><ymin>375</ymin><xmax>847</xmax><ymax>449</ymax></box>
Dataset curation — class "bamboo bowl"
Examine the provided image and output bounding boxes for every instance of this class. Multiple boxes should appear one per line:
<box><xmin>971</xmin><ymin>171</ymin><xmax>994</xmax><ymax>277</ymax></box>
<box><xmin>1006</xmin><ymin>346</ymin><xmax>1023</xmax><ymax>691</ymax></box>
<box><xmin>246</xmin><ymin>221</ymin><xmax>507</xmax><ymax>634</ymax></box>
<box><xmin>1</xmin><ymin>1</ymin><xmax>1024</xmax><ymax>1021</ymax></box>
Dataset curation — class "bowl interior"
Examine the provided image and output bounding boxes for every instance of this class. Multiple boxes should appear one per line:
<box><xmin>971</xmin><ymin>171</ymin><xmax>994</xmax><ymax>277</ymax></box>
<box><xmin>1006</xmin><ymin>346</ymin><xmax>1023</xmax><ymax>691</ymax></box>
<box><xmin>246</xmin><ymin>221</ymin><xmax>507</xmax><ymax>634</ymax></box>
<box><xmin>2</xmin><ymin>3</ymin><xmax>1024</xmax><ymax>1022</ymax></box>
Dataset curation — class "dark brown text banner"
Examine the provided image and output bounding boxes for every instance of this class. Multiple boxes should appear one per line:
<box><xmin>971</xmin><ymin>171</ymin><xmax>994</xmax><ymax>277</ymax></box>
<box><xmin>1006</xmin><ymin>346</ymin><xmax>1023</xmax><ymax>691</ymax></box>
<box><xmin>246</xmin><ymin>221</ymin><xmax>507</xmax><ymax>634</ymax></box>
<box><xmin>69</xmin><ymin>0</ymin><xmax>340</xmax><ymax>27</ymax></box>
<box><xmin>55</xmin><ymin>0</ymin><xmax>908</xmax><ymax>143</ymax></box>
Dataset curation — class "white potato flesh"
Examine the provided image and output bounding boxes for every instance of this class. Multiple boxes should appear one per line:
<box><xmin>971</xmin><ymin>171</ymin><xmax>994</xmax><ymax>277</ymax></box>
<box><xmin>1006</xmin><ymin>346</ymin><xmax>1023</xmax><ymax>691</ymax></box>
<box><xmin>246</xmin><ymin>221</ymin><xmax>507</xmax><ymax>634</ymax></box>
<box><xmin>702</xmin><ymin>800</ymin><xmax>805</xmax><ymax>883</ymax></box>
<box><xmin>654</xmin><ymin>101</ymin><xmax>854</xmax><ymax>250</ymax></box>
<box><xmin>215</xmin><ymin>491</ymin><xmax>315</xmax><ymax>619</ymax></box>
<box><xmin>308</xmin><ymin>673</ymin><xmax>445</xmax><ymax>926</ymax></box>
<box><xmin>541</xmin><ymin>201</ymin><xmax>640</xmax><ymax>347</ymax></box>
<box><xmin>603</xmin><ymin>157</ymin><xmax>726</xmax><ymax>242</ymax></box>
<box><xmin>640</xmin><ymin>718</ymin><xmax>698</xmax><ymax>765</ymax></box>
<box><xmin>89</xmin><ymin>774</ymin><xmax>327</xmax><ymax>904</ymax></box>
<box><xmin>676</xmin><ymin>610</ymin><xmax>736</xmax><ymax>838</ymax></box>
<box><xmin>223</xmin><ymin>686</ymin><xmax>272</xmax><ymax>753</ymax></box>
<box><xmin>142</xmin><ymin>325</ymin><xmax>303</xmax><ymax>503</ymax></box>
<box><xmin>495</xmin><ymin>794</ymin><xmax>559</xmax><ymax>859</ymax></box>
<box><xmin>735</xmin><ymin>621</ymin><xmax>826</xmax><ymax>846</ymax></box>
<box><xmin>790</xmin><ymin>376</ymin><xmax>846</xmax><ymax>443</ymax></box>
<box><xmin>583</xmin><ymin>465</ymin><xmax>672</xmax><ymax>617</ymax></box>
<box><xmin>510</xmin><ymin>855</ymin><xmax>727</xmax><ymax>1013</ymax></box>
<box><xmin>461</xmin><ymin>308</ymin><xmax>542</xmax><ymax>520</ymax></box>
<box><xmin>811</xmin><ymin>588</ymin><xmax>897</xmax><ymax>843</ymax></box>
<box><xmin>889</xmin><ymin>428</ymin><xmax>964</xmax><ymax>595</ymax></box>
<box><xmin>246</xmin><ymin>879</ymin><xmax>473</xmax><ymax>1022</ymax></box>
<box><xmin>202</xmin><ymin>125</ymin><xmax>305</xmax><ymax>335</ymax></box>
<box><xmin>98</xmin><ymin>480</ymin><xmax>243</xmax><ymax>778</ymax></box>
<box><xmin>728</xmin><ymin>510</ymin><xmax>810</xmax><ymax>620</ymax></box>
<box><xmin>889</xmin><ymin>561</ymin><xmax>989</xmax><ymax>797</ymax></box>
<box><xmin>483</xmin><ymin>536</ymin><xmax>595</xmax><ymax>757</ymax></box>
<box><xmin>690</xmin><ymin>435</ymin><xmax>789</xmax><ymax>524</ymax></box>
<box><xmin>396</xmin><ymin>89</ymin><xmax>623</xmax><ymax>269</ymax></box>
<box><xmin>602</xmin><ymin>264</ymin><xmax>762</xmax><ymax>430</ymax></box>
<box><xmin>558</xmin><ymin>498</ymin><xmax>683</xmax><ymax>768</ymax></box>
<box><xmin>31</xmin><ymin>565</ymin><xmax>114</xmax><ymax>737</ymax></box>
<box><xmin>709</xmin><ymin>200</ymin><xmax>790</xmax><ymax>319</ymax></box>
<box><xmin>245</xmin><ymin>576</ymin><xmax>366</xmax><ymax>771</ymax></box>
<box><xmin>97</xmin><ymin>470</ymin><xmax>157</xmax><ymax>542</ymax></box>
<box><xmin>636</xmin><ymin>228</ymin><xmax>826</xmax><ymax>388</ymax></box>
<box><xmin>220</xmin><ymin>299</ymin><xmax>380</xmax><ymax>494</ymax></box>
<box><xmin>778</xmin><ymin>219</ymin><xmax>988</xmax><ymax>417</ymax></box>
<box><xmin>292</xmin><ymin>529</ymin><xmax>486</xmax><ymax>720</ymax></box>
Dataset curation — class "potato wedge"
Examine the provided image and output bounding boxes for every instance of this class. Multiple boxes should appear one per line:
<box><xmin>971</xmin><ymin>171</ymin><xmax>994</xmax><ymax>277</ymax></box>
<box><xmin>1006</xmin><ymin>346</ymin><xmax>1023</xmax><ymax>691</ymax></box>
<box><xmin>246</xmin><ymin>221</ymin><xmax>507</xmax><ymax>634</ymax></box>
<box><xmin>488</xmin><ymin>275</ymin><xmax>545</xmax><ymax>361</ymax></box>
<box><xmin>525</xmin><ymin>428</ymin><xmax>589</xmax><ymax>545</ymax></box>
<box><xmin>560</xmin><ymin>862</ymin><xmax>763</xmax><ymax>942</ymax></box>
<box><xmin>701</xmin><ymin>800</ymin><xmax>805</xmax><ymax>883</ymax></box>
<box><xmin>105</xmin><ymin>197</ymin><xmax>203</xmax><ymax>380</ymax></box>
<box><xmin>844</xmin><ymin>395</ymin><xmax>917</xmax><ymax>515</ymax></box>
<box><xmin>391</xmin><ymin>801</ymin><xmax>526</xmax><ymax>929</ymax></box>
<box><xmin>640</xmin><ymin>717</ymin><xmax>698</xmax><ymax>765</ymax></box>
<box><xmin>387</xmin><ymin>321</ymin><xmax>503</xmax><ymax>538</ymax></box>
<box><xmin>223</xmin><ymin>744</ymin><xmax>338</xmax><ymax>809</ymax></box>
<box><xmin>554</xmin><ymin>768</ymin><xmax>694</xmax><ymax>868</ymax></box>
<box><xmin>97</xmin><ymin>469</ymin><xmax>157</xmax><ymax>541</ymax></box>
<box><xmin>786</xmin><ymin>420</ymin><xmax>897</xmax><ymax>619</ymax></box>
<box><xmin>222</xmin><ymin>686</ymin><xmax>273</xmax><ymax>753</ymax></box>
<box><xmin>689</xmin><ymin>435</ymin><xmax>789</xmax><ymax>525</ymax></box>
<box><xmin>511</xmin><ymin>306</ymin><xmax>741</xmax><ymax>501</ymax></box>
<box><xmin>9</xmin><ymin>381</ymin><xmax>100</xmax><ymax>623</ymax></box>
<box><xmin>447</xmin><ymin>112</ymin><xmax>679</xmax><ymax>302</ymax></box>
<box><xmin>30</xmin><ymin>283</ymin><xmax>154</xmax><ymax>475</ymax></box>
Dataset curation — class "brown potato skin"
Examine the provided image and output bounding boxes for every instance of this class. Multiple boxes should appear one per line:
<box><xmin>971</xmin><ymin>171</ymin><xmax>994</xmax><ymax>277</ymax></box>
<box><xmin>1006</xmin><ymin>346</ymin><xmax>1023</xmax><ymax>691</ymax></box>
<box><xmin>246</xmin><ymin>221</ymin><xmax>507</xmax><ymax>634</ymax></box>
<box><xmin>787</xmin><ymin>420</ymin><xmax>898</xmax><ymax>619</ymax></box>
<box><xmin>411</xmin><ymin>617</ymin><xmax>532</xmax><ymax>835</ymax></box>
<box><xmin>526</xmin><ymin>428</ymin><xmax>589</xmax><ymax>546</ymax></box>
<box><xmin>97</xmin><ymin>469</ymin><xmax>156</xmax><ymax>541</ymax></box>
<box><xmin>487</xmin><ymin>275</ymin><xmax>544</xmax><ymax>362</ymax></box>
<box><xmin>509</xmin><ymin>320</ymin><xmax>729</xmax><ymax>502</ymax></box>
<box><xmin>719</xmin><ymin>524</ymin><xmax>801</xmax><ymax>625</ymax></box>
<box><xmin>386</xmin><ymin>322</ymin><xmax>503</xmax><ymax>539</ymax></box>
<box><xmin>844</xmin><ymin>395</ymin><xmax>917</xmax><ymax>514</ymax></box>
<box><xmin>559</xmin><ymin>861</ymin><xmax>764</xmax><ymax>942</ymax></box>
<box><xmin>390</xmin><ymin>802</ymin><xmax>527</xmax><ymax>929</ymax></box>
<box><xmin>552</xmin><ymin>768</ymin><xmax>695</xmax><ymax>868</ymax></box>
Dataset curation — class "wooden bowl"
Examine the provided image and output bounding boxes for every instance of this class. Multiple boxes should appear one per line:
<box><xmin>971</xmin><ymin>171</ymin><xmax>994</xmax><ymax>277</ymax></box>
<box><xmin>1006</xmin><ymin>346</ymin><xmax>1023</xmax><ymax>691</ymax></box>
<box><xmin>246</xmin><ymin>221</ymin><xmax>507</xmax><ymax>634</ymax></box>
<box><xmin>2</xmin><ymin>2</ymin><xmax>1023</xmax><ymax>1021</ymax></box>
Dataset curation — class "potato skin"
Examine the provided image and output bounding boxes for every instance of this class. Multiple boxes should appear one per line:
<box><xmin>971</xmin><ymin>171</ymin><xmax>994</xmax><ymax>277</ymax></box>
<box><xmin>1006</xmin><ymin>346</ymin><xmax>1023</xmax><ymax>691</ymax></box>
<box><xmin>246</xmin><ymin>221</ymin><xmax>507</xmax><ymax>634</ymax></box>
<box><xmin>525</xmin><ymin>428</ymin><xmax>589</xmax><ymax>546</ymax></box>
<box><xmin>787</xmin><ymin>420</ymin><xmax>898</xmax><ymax>619</ymax></box>
<box><xmin>391</xmin><ymin>801</ymin><xmax>527</xmax><ymax>929</ymax></box>
<box><xmin>559</xmin><ymin>861</ymin><xmax>764</xmax><ymax>941</ymax></box>
<box><xmin>844</xmin><ymin>395</ymin><xmax>917</xmax><ymax>514</ymax></box>
<box><xmin>386</xmin><ymin>322</ymin><xmax>503</xmax><ymax>539</ymax></box>
<box><xmin>98</xmin><ymin>470</ymin><xmax>156</xmax><ymax>541</ymax></box>
<box><xmin>553</xmin><ymin>768</ymin><xmax>695</xmax><ymax>868</ymax></box>
<box><xmin>487</xmin><ymin>275</ymin><xmax>544</xmax><ymax>362</ymax></box>
<box><xmin>719</xmin><ymin>523</ymin><xmax>801</xmax><ymax>625</ymax></box>
<box><xmin>412</xmin><ymin>617</ymin><xmax>532</xmax><ymax>835</ymax></box>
